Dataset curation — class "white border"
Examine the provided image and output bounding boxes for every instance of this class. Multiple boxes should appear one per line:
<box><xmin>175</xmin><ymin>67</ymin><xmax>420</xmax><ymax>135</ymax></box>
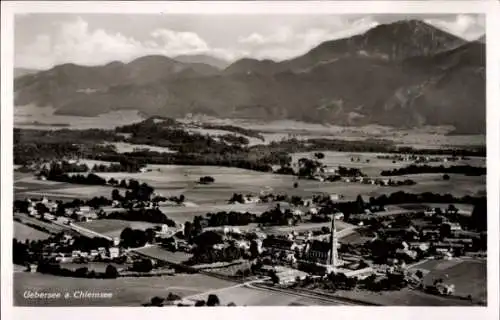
<box><xmin>1</xmin><ymin>2</ymin><xmax>499</xmax><ymax>320</ymax></box>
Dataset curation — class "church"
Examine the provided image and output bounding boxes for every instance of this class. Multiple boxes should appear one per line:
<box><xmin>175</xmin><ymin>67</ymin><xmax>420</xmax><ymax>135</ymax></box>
<box><xmin>303</xmin><ymin>216</ymin><xmax>344</xmax><ymax>273</ymax></box>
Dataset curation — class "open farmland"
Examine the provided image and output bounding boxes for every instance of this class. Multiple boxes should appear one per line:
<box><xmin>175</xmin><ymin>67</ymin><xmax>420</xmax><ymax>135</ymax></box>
<box><xmin>14</xmin><ymin>213</ymin><xmax>68</xmax><ymax>234</ymax></box>
<box><xmin>187</xmin><ymin>285</ymin><xmax>339</xmax><ymax>306</ymax></box>
<box><xmin>94</xmin><ymin>160</ymin><xmax>485</xmax><ymax>208</ymax></box>
<box><xmin>15</xmin><ymin>105</ymin><xmax>144</xmax><ymax>130</ymax></box>
<box><xmin>14</xmin><ymin>272</ymin><xmax>235</xmax><ymax>306</ymax></box>
<box><xmin>132</xmin><ymin>245</ymin><xmax>193</xmax><ymax>264</ymax></box>
<box><xmin>330</xmin><ymin>288</ymin><xmax>476</xmax><ymax>306</ymax></box>
<box><xmin>14</xmin><ymin>222</ymin><xmax>51</xmax><ymax>241</ymax></box>
<box><xmin>415</xmin><ymin>259</ymin><xmax>487</xmax><ymax>303</ymax></box>
<box><xmin>19</xmin><ymin>185</ymin><xmax>115</xmax><ymax>200</ymax></box>
<box><xmin>75</xmin><ymin>219</ymin><xmax>159</xmax><ymax>238</ymax></box>
<box><xmin>291</xmin><ymin>151</ymin><xmax>485</xmax><ymax>177</ymax></box>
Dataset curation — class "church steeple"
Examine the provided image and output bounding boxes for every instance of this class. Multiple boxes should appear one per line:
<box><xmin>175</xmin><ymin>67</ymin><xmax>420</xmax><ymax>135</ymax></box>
<box><xmin>329</xmin><ymin>215</ymin><xmax>338</xmax><ymax>268</ymax></box>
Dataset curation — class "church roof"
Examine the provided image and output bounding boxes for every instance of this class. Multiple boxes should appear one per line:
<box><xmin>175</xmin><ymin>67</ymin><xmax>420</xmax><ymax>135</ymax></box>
<box><xmin>308</xmin><ymin>240</ymin><xmax>331</xmax><ymax>253</ymax></box>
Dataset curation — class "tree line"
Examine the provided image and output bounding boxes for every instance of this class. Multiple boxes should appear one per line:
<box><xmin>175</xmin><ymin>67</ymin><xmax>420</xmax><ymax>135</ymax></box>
<box><xmin>381</xmin><ymin>164</ymin><xmax>486</xmax><ymax>176</ymax></box>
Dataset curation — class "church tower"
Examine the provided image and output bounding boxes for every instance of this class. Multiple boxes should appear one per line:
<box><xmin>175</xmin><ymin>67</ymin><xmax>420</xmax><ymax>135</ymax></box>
<box><xmin>328</xmin><ymin>215</ymin><xmax>339</xmax><ymax>268</ymax></box>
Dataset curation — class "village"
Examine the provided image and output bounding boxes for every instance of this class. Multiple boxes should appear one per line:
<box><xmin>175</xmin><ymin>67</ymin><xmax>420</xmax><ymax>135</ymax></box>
<box><xmin>13</xmin><ymin>159</ymin><xmax>487</xmax><ymax>307</ymax></box>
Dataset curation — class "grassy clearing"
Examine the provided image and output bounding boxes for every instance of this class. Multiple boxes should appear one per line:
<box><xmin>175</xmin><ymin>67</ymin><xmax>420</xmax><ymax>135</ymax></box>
<box><xmin>421</xmin><ymin>259</ymin><xmax>487</xmax><ymax>302</ymax></box>
<box><xmin>132</xmin><ymin>246</ymin><xmax>193</xmax><ymax>264</ymax></box>
<box><xmin>331</xmin><ymin>288</ymin><xmax>476</xmax><ymax>306</ymax></box>
<box><xmin>75</xmin><ymin>220</ymin><xmax>159</xmax><ymax>238</ymax></box>
<box><xmin>189</xmin><ymin>285</ymin><xmax>337</xmax><ymax>306</ymax></box>
<box><xmin>14</xmin><ymin>222</ymin><xmax>51</xmax><ymax>241</ymax></box>
<box><xmin>14</xmin><ymin>272</ymin><xmax>234</xmax><ymax>306</ymax></box>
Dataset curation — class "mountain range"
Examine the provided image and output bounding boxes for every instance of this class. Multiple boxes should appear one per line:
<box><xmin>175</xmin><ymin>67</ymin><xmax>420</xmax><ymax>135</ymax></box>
<box><xmin>14</xmin><ymin>19</ymin><xmax>486</xmax><ymax>134</ymax></box>
<box><xmin>14</xmin><ymin>68</ymin><xmax>41</xmax><ymax>78</ymax></box>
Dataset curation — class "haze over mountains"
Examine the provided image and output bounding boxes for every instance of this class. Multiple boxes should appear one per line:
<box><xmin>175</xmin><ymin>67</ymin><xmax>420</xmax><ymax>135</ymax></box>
<box><xmin>14</xmin><ymin>20</ymin><xmax>486</xmax><ymax>134</ymax></box>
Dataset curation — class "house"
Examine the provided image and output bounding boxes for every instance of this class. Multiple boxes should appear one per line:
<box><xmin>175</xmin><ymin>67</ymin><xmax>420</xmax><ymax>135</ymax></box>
<box><xmin>343</xmin><ymin>266</ymin><xmax>374</xmax><ymax>280</ymax></box>
<box><xmin>61</xmin><ymin>233</ymin><xmax>73</xmax><ymax>243</ymax></box>
<box><xmin>436</xmin><ymin>283</ymin><xmax>455</xmax><ymax>295</ymax></box>
<box><xmin>109</xmin><ymin>247</ymin><xmax>120</xmax><ymax>259</ymax></box>
<box><xmin>44</xmin><ymin>213</ymin><xmax>55</xmax><ymax>220</ymax></box>
<box><xmin>28</xmin><ymin>264</ymin><xmax>38</xmax><ymax>273</ymax></box>
<box><xmin>72</xmin><ymin>250</ymin><xmax>82</xmax><ymax>258</ymax></box>
<box><xmin>396</xmin><ymin>248</ymin><xmax>418</xmax><ymax>259</ymax></box>
<box><xmin>329</xmin><ymin>194</ymin><xmax>341</xmax><ymax>201</ymax></box>
<box><xmin>262</xmin><ymin>238</ymin><xmax>298</xmax><ymax>256</ymax></box>
<box><xmin>113</xmin><ymin>237</ymin><xmax>120</xmax><ymax>246</ymax></box>
<box><xmin>57</xmin><ymin>216</ymin><xmax>70</xmax><ymax>224</ymax></box>
<box><xmin>333</xmin><ymin>212</ymin><xmax>344</xmax><ymax>220</ymax></box>
<box><xmin>408</xmin><ymin>242</ymin><xmax>430</xmax><ymax>251</ymax></box>
<box><xmin>212</xmin><ymin>243</ymin><xmax>225</xmax><ymax>250</ymax></box>
<box><xmin>309</xmin><ymin>207</ymin><xmax>319</xmax><ymax>215</ymax></box>
<box><xmin>444</xmin><ymin>222</ymin><xmax>462</xmax><ymax>231</ymax></box>
<box><xmin>293</xmin><ymin>209</ymin><xmax>304</xmax><ymax>216</ymax></box>
<box><xmin>235</xmin><ymin>240</ymin><xmax>250</xmax><ymax>250</ymax></box>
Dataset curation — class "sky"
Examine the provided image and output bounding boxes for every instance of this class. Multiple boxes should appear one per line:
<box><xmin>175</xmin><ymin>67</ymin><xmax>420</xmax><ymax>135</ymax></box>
<box><xmin>14</xmin><ymin>13</ymin><xmax>485</xmax><ymax>70</ymax></box>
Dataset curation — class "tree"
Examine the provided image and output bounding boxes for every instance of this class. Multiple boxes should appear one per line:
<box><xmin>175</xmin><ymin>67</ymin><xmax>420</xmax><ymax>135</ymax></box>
<box><xmin>166</xmin><ymin>293</ymin><xmax>181</xmax><ymax>301</ymax></box>
<box><xmin>250</xmin><ymin>240</ymin><xmax>260</xmax><ymax>259</ymax></box>
<box><xmin>442</xmin><ymin>174</ymin><xmax>450</xmax><ymax>181</ymax></box>
<box><xmin>183</xmin><ymin>221</ymin><xmax>193</xmax><ymax>240</ymax></box>
<box><xmin>199</xmin><ymin>176</ymin><xmax>215</xmax><ymax>184</ymax></box>
<box><xmin>35</xmin><ymin>203</ymin><xmax>49</xmax><ymax>215</ymax></box>
<box><xmin>415</xmin><ymin>270</ymin><xmax>424</xmax><ymax>279</ymax></box>
<box><xmin>293</xmin><ymin>182</ymin><xmax>299</xmax><ymax>189</ymax></box>
<box><xmin>356</xmin><ymin>195</ymin><xmax>365</xmax><ymax>214</ymax></box>
<box><xmin>314</xmin><ymin>152</ymin><xmax>325</xmax><ymax>160</ymax></box>
<box><xmin>111</xmin><ymin>189</ymin><xmax>122</xmax><ymax>201</ymax></box>
<box><xmin>470</xmin><ymin>198</ymin><xmax>487</xmax><ymax>231</ymax></box>
<box><xmin>150</xmin><ymin>296</ymin><xmax>164</xmax><ymax>307</ymax></box>
<box><xmin>105</xmin><ymin>264</ymin><xmax>119</xmax><ymax>279</ymax></box>
<box><xmin>447</xmin><ymin>204</ymin><xmax>458</xmax><ymax>215</ymax></box>
<box><xmin>270</xmin><ymin>270</ymin><xmax>280</xmax><ymax>285</ymax></box>
<box><xmin>178</xmin><ymin>194</ymin><xmax>185</xmax><ymax>203</ymax></box>
<box><xmin>206</xmin><ymin>294</ymin><xmax>220</xmax><ymax>306</ymax></box>
<box><xmin>195</xmin><ymin>300</ymin><xmax>206</xmax><ymax>307</ymax></box>
<box><xmin>227</xmin><ymin>302</ymin><xmax>237</xmax><ymax>306</ymax></box>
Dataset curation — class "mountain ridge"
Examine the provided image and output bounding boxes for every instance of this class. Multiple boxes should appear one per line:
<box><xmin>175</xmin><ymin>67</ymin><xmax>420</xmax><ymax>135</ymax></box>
<box><xmin>14</xmin><ymin>19</ymin><xmax>485</xmax><ymax>134</ymax></box>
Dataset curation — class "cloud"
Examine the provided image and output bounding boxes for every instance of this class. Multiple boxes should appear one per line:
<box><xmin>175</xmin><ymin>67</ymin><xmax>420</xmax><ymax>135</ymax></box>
<box><xmin>238</xmin><ymin>17</ymin><xmax>379</xmax><ymax>61</ymax></box>
<box><xmin>425</xmin><ymin>14</ymin><xmax>485</xmax><ymax>40</ymax></box>
<box><xmin>15</xmin><ymin>17</ymin><xmax>235</xmax><ymax>69</ymax></box>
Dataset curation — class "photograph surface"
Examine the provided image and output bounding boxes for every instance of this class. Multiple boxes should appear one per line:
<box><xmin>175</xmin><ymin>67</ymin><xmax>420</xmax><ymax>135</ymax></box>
<box><xmin>11</xmin><ymin>11</ymin><xmax>487</xmax><ymax>307</ymax></box>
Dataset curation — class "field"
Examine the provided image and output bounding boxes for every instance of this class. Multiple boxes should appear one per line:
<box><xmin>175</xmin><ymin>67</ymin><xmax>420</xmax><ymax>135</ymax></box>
<box><xmin>95</xmin><ymin>158</ymin><xmax>485</xmax><ymax>208</ymax></box>
<box><xmin>412</xmin><ymin>259</ymin><xmax>487</xmax><ymax>302</ymax></box>
<box><xmin>331</xmin><ymin>288</ymin><xmax>476</xmax><ymax>306</ymax></box>
<box><xmin>15</xmin><ymin>105</ymin><xmax>144</xmax><ymax>130</ymax></box>
<box><xmin>14</xmin><ymin>222</ymin><xmax>51</xmax><ymax>241</ymax></box>
<box><xmin>102</xmin><ymin>141</ymin><xmax>177</xmax><ymax>154</ymax></box>
<box><xmin>14</xmin><ymin>272</ymin><xmax>235</xmax><ymax>306</ymax></box>
<box><xmin>132</xmin><ymin>245</ymin><xmax>193</xmax><ymax>264</ymax></box>
<box><xmin>75</xmin><ymin>219</ymin><xmax>159</xmax><ymax>238</ymax></box>
<box><xmin>14</xmin><ymin>213</ymin><xmax>67</xmax><ymax>234</ymax></box>
<box><xmin>292</xmin><ymin>151</ymin><xmax>485</xmax><ymax>177</ymax></box>
<box><xmin>187</xmin><ymin>285</ymin><xmax>338</xmax><ymax>306</ymax></box>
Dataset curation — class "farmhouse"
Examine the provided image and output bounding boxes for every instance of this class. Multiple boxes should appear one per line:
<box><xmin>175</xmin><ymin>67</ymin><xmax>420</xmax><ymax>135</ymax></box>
<box><xmin>262</xmin><ymin>238</ymin><xmax>298</xmax><ymax>256</ymax></box>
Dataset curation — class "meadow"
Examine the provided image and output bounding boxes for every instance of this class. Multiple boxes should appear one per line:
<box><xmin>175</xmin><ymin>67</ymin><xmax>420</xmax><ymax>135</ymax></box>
<box><xmin>75</xmin><ymin>220</ymin><xmax>159</xmax><ymax>238</ymax></box>
<box><xmin>14</xmin><ymin>222</ymin><xmax>51</xmax><ymax>241</ymax></box>
<box><xmin>187</xmin><ymin>285</ymin><xmax>338</xmax><ymax>306</ymax></box>
<box><xmin>14</xmin><ymin>272</ymin><xmax>235</xmax><ymax>306</ymax></box>
<box><xmin>418</xmin><ymin>259</ymin><xmax>487</xmax><ymax>302</ymax></box>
